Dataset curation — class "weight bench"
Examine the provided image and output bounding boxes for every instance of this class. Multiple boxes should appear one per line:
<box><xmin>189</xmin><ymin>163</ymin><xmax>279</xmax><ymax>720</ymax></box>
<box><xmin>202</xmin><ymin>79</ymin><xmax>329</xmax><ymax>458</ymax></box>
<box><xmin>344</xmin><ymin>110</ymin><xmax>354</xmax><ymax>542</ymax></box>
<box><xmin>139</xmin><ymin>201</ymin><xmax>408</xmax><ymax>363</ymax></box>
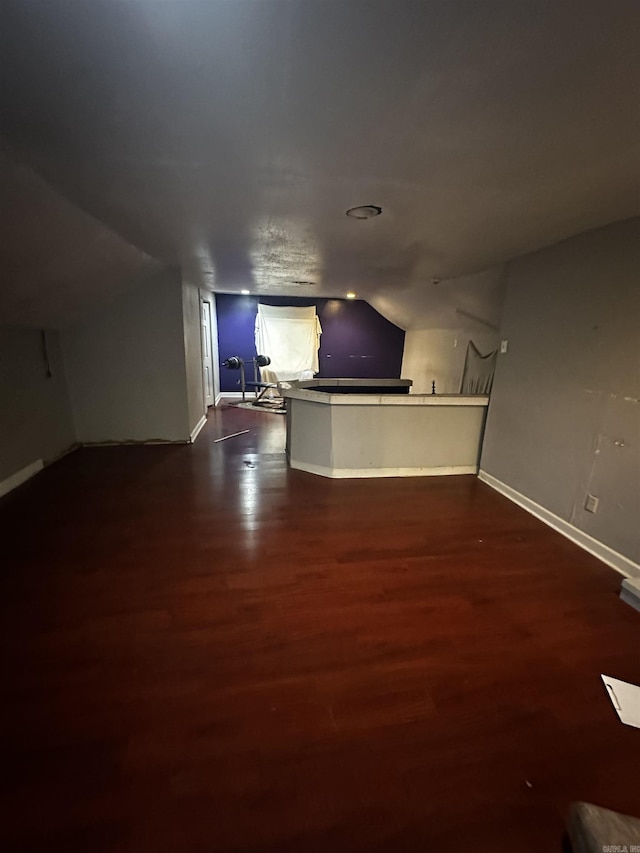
<box><xmin>222</xmin><ymin>354</ymin><xmax>273</xmax><ymax>402</ymax></box>
<box><xmin>221</xmin><ymin>355</ymin><xmax>286</xmax><ymax>410</ymax></box>
<box><xmin>244</xmin><ymin>380</ymin><xmax>278</xmax><ymax>406</ymax></box>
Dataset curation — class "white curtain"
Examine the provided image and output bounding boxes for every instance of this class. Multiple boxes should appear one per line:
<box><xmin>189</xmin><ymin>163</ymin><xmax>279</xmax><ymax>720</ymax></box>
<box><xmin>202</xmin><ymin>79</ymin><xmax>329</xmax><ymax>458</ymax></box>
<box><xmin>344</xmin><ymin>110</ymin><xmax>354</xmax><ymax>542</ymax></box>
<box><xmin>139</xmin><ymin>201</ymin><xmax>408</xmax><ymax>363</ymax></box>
<box><xmin>254</xmin><ymin>304</ymin><xmax>322</xmax><ymax>383</ymax></box>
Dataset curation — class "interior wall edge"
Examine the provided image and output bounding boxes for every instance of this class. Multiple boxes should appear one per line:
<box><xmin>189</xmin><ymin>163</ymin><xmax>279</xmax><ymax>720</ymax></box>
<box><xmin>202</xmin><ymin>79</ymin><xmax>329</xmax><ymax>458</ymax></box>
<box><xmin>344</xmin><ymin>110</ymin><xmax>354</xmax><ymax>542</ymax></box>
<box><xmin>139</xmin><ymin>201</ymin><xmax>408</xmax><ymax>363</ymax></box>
<box><xmin>189</xmin><ymin>414</ymin><xmax>208</xmax><ymax>444</ymax></box>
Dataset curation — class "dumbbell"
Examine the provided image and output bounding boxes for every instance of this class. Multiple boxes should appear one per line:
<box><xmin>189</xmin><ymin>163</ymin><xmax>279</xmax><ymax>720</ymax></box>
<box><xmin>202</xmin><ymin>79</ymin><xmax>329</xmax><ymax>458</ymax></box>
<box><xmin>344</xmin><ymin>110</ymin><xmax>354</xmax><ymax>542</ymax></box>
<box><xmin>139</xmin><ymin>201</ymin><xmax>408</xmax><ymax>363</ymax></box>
<box><xmin>222</xmin><ymin>355</ymin><xmax>270</xmax><ymax>369</ymax></box>
<box><xmin>223</xmin><ymin>356</ymin><xmax>243</xmax><ymax>370</ymax></box>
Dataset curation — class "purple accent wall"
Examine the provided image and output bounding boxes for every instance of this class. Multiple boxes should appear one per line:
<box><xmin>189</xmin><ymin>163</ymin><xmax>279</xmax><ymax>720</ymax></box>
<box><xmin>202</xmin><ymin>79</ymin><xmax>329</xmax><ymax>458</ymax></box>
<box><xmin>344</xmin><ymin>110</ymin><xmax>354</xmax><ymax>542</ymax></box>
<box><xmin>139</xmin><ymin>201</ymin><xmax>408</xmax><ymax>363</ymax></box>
<box><xmin>216</xmin><ymin>294</ymin><xmax>405</xmax><ymax>392</ymax></box>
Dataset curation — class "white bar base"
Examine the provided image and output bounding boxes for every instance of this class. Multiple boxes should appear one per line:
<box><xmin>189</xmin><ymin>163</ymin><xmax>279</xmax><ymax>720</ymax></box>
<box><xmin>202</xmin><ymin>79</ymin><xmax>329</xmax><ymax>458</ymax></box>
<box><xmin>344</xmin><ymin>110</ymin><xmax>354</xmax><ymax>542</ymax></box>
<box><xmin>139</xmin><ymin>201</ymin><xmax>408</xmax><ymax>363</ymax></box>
<box><xmin>0</xmin><ymin>459</ymin><xmax>44</xmax><ymax>499</ymax></box>
<box><xmin>478</xmin><ymin>470</ymin><xmax>640</xmax><ymax>580</ymax></box>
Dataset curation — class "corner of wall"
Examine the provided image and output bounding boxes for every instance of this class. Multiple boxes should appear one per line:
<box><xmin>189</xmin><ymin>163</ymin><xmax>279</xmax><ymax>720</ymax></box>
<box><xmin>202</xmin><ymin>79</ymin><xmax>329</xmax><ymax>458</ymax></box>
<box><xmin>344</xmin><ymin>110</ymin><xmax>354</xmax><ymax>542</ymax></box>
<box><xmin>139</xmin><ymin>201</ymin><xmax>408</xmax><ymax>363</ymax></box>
<box><xmin>62</xmin><ymin>268</ymin><xmax>192</xmax><ymax>443</ymax></box>
<box><xmin>0</xmin><ymin>326</ymin><xmax>77</xmax><ymax>484</ymax></box>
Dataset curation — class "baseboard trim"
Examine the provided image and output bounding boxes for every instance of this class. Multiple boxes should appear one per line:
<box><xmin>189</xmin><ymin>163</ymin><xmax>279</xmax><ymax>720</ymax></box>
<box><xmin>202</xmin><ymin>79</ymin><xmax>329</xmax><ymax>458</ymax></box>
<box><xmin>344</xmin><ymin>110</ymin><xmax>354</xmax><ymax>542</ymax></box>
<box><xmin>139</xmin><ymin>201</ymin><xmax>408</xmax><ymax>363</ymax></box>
<box><xmin>190</xmin><ymin>414</ymin><xmax>207</xmax><ymax>444</ymax></box>
<box><xmin>81</xmin><ymin>439</ymin><xmax>190</xmax><ymax>447</ymax></box>
<box><xmin>0</xmin><ymin>459</ymin><xmax>44</xmax><ymax>499</ymax></box>
<box><xmin>291</xmin><ymin>461</ymin><xmax>478</xmax><ymax>479</ymax></box>
<box><xmin>620</xmin><ymin>578</ymin><xmax>640</xmax><ymax>614</ymax></box>
<box><xmin>217</xmin><ymin>392</ymin><xmax>245</xmax><ymax>402</ymax></box>
<box><xmin>478</xmin><ymin>470</ymin><xmax>640</xmax><ymax>580</ymax></box>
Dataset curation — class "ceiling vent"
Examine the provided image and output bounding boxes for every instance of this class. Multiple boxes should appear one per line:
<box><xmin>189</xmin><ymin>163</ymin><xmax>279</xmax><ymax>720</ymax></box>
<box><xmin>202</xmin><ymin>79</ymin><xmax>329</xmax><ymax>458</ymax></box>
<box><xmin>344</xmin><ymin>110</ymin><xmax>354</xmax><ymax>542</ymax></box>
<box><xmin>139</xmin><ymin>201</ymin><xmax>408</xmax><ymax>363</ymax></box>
<box><xmin>346</xmin><ymin>205</ymin><xmax>382</xmax><ymax>219</ymax></box>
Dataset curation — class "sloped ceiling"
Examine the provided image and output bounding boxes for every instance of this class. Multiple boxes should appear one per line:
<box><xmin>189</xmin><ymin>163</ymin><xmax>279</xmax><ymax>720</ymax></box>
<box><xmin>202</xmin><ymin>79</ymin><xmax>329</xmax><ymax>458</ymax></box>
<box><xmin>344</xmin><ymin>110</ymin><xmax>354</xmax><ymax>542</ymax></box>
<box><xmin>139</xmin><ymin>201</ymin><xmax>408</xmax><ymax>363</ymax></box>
<box><xmin>0</xmin><ymin>0</ymin><xmax>638</xmax><ymax>330</ymax></box>
<box><xmin>0</xmin><ymin>147</ymin><xmax>159</xmax><ymax>328</ymax></box>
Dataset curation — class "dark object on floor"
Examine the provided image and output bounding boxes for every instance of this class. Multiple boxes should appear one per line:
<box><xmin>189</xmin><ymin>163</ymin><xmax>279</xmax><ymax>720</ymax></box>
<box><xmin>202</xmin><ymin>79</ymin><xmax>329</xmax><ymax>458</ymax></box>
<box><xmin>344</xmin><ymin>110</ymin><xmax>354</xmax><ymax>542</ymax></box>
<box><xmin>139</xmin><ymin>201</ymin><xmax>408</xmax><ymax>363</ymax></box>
<box><xmin>566</xmin><ymin>802</ymin><xmax>640</xmax><ymax>852</ymax></box>
<box><xmin>251</xmin><ymin>396</ymin><xmax>285</xmax><ymax>412</ymax></box>
<box><xmin>233</xmin><ymin>399</ymin><xmax>285</xmax><ymax>414</ymax></box>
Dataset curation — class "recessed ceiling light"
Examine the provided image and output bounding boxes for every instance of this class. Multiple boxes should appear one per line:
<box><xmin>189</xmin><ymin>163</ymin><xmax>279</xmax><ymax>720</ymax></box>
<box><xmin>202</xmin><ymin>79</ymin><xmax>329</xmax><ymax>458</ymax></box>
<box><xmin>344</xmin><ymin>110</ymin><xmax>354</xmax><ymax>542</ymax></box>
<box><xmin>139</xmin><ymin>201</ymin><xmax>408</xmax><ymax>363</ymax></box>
<box><xmin>346</xmin><ymin>292</ymin><xmax>357</xmax><ymax>299</ymax></box>
<box><xmin>240</xmin><ymin>289</ymin><xmax>250</xmax><ymax>295</ymax></box>
<box><xmin>345</xmin><ymin>205</ymin><xmax>382</xmax><ymax>219</ymax></box>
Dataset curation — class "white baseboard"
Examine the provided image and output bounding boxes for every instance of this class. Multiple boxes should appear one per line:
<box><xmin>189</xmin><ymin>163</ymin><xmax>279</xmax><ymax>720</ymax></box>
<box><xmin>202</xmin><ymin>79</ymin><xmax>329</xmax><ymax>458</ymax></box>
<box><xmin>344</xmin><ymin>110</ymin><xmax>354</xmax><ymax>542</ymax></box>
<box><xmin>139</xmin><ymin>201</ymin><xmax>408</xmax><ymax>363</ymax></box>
<box><xmin>620</xmin><ymin>578</ymin><xmax>640</xmax><ymax>614</ymax></box>
<box><xmin>478</xmin><ymin>470</ymin><xmax>640</xmax><ymax>580</ymax></box>
<box><xmin>291</xmin><ymin>461</ymin><xmax>477</xmax><ymax>479</ymax></box>
<box><xmin>81</xmin><ymin>439</ymin><xmax>190</xmax><ymax>447</ymax></box>
<box><xmin>190</xmin><ymin>414</ymin><xmax>207</xmax><ymax>444</ymax></box>
<box><xmin>217</xmin><ymin>392</ymin><xmax>245</xmax><ymax>402</ymax></box>
<box><xmin>0</xmin><ymin>459</ymin><xmax>44</xmax><ymax>499</ymax></box>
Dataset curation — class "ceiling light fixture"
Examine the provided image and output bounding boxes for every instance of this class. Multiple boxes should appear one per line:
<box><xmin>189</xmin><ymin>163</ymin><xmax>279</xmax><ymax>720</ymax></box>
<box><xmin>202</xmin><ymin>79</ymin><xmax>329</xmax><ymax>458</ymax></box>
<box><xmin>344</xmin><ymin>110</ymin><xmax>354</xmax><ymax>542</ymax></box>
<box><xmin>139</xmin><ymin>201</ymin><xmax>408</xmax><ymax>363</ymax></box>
<box><xmin>345</xmin><ymin>205</ymin><xmax>382</xmax><ymax>219</ymax></box>
<box><xmin>240</xmin><ymin>289</ymin><xmax>250</xmax><ymax>295</ymax></box>
<box><xmin>346</xmin><ymin>292</ymin><xmax>357</xmax><ymax>299</ymax></box>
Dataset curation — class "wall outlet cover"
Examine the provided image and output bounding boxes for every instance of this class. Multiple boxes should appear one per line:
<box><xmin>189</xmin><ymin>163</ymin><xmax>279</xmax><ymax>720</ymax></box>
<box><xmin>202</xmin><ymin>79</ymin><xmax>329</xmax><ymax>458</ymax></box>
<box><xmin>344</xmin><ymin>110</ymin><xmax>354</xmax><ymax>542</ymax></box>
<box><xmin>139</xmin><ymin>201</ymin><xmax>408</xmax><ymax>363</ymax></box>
<box><xmin>585</xmin><ymin>494</ymin><xmax>599</xmax><ymax>513</ymax></box>
<box><xmin>500</xmin><ymin>340</ymin><xmax>509</xmax><ymax>353</ymax></box>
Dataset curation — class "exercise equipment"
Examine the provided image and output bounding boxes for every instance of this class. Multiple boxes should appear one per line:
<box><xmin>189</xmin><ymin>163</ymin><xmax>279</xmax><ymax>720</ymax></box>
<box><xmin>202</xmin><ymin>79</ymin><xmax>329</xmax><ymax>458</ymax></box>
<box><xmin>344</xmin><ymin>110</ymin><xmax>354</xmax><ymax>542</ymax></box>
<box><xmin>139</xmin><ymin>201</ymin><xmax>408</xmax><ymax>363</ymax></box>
<box><xmin>222</xmin><ymin>354</ymin><xmax>276</xmax><ymax>403</ymax></box>
<box><xmin>223</xmin><ymin>356</ymin><xmax>243</xmax><ymax>370</ymax></box>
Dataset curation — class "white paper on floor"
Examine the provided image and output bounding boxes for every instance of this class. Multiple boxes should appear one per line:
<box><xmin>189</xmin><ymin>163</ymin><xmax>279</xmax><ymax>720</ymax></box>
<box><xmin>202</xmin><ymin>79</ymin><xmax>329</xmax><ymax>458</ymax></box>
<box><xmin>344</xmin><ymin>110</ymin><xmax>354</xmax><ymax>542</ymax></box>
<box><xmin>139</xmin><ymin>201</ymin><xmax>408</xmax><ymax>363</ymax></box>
<box><xmin>601</xmin><ymin>675</ymin><xmax>640</xmax><ymax>729</ymax></box>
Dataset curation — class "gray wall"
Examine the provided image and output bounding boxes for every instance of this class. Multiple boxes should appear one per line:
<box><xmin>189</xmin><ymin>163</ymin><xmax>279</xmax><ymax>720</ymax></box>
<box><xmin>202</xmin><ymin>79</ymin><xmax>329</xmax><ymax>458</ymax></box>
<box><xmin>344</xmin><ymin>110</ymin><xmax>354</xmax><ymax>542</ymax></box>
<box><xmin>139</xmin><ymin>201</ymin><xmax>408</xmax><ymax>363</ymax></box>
<box><xmin>0</xmin><ymin>326</ymin><xmax>76</xmax><ymax>482</ymax></box>
<box><xmin>63</xmin><ymin>269</ymin><xmax>191</xmax><ymax>443</ymax></box>
<box><xmin>481</xmin><ymin>217</ymin><xmax>640</xmax><ymax>564</ymax></box>
<box><xmin>181</xmin><ymin>279</ymin><xmax>205</xmax><ymax>434</ymax></box>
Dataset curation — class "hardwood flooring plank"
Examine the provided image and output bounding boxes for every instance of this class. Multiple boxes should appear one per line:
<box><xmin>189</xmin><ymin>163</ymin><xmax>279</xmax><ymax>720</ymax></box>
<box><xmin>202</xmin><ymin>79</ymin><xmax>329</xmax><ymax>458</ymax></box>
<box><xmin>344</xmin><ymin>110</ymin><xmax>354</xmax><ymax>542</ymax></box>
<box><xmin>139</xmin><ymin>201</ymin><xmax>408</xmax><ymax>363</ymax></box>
<box><xmin>1</xmin><ymin>405</ymin><xmax>639</xmax><ymax>851</ymax></box>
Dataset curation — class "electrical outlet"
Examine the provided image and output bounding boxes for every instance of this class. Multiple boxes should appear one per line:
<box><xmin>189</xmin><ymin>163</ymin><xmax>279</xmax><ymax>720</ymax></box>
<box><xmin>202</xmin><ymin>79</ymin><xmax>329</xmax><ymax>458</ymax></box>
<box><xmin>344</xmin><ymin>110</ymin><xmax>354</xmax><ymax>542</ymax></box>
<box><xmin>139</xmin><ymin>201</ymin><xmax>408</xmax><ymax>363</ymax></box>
<box><xmin>585</xmin><ymin>494</ymin><xmax>599</xmax><ymax>514</ymax></box>
<box><xmin>500</xmin><ymin>340</ymin><xmax>509</xmax><ymax>353</ymax></box>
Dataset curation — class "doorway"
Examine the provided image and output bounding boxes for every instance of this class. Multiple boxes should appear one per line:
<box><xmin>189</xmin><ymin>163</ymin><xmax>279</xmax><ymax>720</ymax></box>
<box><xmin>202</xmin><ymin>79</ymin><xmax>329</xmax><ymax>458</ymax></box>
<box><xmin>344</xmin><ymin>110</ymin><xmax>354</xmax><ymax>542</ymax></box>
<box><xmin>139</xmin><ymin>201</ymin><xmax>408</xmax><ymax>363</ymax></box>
<box><xmin>201</xmin><ymin>298</ymin><xmax>215</xmax><ymax>407</ymax></box>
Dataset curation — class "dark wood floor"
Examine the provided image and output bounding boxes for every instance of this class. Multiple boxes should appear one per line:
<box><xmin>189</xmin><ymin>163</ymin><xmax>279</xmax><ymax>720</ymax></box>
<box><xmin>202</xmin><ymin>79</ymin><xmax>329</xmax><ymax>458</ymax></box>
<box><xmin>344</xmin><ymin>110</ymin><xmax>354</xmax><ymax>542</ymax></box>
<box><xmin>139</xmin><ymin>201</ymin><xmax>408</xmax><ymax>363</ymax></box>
<box><xmin>1</xmin><ymin>405</ymin><xmax>639</xmax><ymax>852</ymax></box>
